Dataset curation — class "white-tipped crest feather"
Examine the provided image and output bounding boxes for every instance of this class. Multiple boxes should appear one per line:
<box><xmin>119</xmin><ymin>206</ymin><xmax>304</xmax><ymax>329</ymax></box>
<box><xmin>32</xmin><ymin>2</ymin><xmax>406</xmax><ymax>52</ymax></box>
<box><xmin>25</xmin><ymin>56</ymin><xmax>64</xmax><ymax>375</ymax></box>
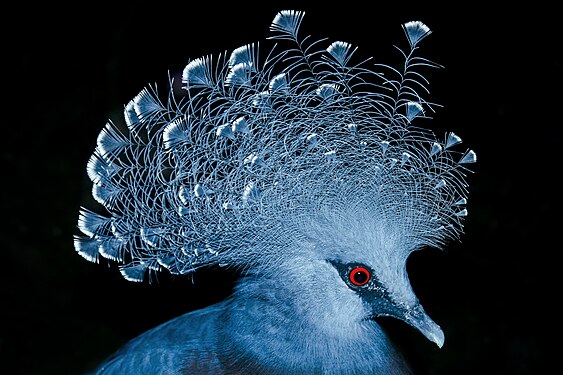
<box><xmin>75</xmin><ymin>11</ymin><xmax>476</xmax><ymax>282</ymax></box>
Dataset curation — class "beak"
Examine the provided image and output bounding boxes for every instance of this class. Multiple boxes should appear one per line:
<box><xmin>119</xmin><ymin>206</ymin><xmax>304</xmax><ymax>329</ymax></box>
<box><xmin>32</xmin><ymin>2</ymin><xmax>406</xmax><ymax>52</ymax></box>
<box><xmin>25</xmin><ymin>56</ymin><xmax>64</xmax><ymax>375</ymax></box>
<box><xmin>403</xmin><ymin>304</ymin><xmax>445</xmax><ymax>348</ymax></box>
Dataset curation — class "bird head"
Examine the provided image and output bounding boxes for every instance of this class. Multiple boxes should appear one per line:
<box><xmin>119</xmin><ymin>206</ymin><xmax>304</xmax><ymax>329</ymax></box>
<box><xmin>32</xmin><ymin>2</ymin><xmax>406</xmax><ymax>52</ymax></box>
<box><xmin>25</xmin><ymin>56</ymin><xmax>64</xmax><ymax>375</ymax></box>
<box><xmin>250</xmin><ymin>203</ymin><xmax>446</xmax><ymax>348</ymax></box>
<box><xmin>75</xmin><ymin>10</ymin><xmax>474</xmax><ymax>350</ymax></box>
<box><xmin>321</xmin><ymin>206</ymin><xmax>445</xmax><ymax>347</ymax></box>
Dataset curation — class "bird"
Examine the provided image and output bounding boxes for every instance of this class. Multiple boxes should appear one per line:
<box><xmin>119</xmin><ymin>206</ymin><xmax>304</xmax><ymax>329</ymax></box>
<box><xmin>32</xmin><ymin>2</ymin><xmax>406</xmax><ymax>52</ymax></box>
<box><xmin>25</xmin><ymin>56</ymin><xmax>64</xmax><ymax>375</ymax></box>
<box><xmin>74</xmin><ymin>9</ymin><xmax>476</xmax><ymax>374</ymax></box>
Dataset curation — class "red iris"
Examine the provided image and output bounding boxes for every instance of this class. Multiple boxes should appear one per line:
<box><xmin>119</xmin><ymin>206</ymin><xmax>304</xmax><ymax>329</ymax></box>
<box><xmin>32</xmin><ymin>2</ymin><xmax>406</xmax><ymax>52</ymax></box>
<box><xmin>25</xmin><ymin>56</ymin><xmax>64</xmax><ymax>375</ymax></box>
<box><xmin>349</xmin><ymin>266</ymin><xmax>370</xmax><ymax>286</ymax></box>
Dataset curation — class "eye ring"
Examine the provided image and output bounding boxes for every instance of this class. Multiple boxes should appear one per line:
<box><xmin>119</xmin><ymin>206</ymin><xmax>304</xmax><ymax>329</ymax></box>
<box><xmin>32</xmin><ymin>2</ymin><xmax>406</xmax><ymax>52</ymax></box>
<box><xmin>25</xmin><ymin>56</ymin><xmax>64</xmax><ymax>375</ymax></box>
<box><xmin>349</xmin><ymin>266</ymin><xmax>371</xmax><ymax>286</ymax></box>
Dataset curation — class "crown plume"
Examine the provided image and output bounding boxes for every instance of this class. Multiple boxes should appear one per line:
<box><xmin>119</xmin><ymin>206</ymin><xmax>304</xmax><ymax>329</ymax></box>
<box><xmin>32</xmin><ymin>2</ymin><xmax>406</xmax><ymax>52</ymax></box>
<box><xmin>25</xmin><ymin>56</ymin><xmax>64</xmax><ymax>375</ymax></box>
<box><xmin>75</xmin><ymin>11</ymin><xmax>476</xmax><ymax>282</ymax></box>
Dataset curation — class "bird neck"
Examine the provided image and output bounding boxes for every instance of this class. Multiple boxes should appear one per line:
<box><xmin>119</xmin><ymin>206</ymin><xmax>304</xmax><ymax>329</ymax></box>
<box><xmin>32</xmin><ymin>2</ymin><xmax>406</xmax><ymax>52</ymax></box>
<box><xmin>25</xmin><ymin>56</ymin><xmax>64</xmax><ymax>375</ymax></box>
<box><xmin>216</xmin><ymin>271</ymin><xmax>412</xmax><ymax>373</ymax></box>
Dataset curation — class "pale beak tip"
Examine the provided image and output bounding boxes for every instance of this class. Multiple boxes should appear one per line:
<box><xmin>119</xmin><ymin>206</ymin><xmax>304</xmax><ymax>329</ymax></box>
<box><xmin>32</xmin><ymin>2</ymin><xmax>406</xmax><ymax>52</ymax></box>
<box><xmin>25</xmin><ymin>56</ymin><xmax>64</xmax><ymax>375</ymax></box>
<box><xmin>433</xmin><ymin>328</ymin><xmax>445</xmax><ymax>348</ymax></box>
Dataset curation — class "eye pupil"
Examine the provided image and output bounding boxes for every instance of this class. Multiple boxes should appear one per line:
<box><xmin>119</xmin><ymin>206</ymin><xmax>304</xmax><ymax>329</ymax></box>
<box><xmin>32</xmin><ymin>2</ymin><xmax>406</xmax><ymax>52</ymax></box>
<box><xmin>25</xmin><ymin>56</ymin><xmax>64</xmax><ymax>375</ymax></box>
<box><xmin>349</xmin><ymin>266</ymin><xmax>370</xmax><ymax>286</ymax></box>
<box><xmin>352</xmin><ymin>271</ymin><xmax>368</xmax><ymax>284</ymax></box>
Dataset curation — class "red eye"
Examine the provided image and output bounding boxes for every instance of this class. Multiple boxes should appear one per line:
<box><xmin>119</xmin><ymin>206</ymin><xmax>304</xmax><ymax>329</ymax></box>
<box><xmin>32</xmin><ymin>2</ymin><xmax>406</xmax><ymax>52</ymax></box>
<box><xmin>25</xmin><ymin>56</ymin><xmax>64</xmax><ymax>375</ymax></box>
<box><xmin>349</xmin><ymin>266</ymin><xmax>370</xmax><ymax>286</ymax></box>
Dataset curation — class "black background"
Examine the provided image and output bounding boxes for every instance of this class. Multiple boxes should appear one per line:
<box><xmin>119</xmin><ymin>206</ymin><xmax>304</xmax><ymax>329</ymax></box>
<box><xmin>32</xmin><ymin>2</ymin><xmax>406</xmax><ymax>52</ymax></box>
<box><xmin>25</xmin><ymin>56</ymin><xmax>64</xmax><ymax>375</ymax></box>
<box><xmin>4</xmin><ymin>1</ymin><xmax>559</xmax><ymax>374</ymax></box>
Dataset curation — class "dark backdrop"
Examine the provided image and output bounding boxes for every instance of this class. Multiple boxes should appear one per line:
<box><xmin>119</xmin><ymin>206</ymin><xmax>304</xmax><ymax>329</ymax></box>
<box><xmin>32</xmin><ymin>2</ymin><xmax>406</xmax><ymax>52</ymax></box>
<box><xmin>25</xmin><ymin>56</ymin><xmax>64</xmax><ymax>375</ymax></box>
<box><xmin>4</xmin><ymin>1</ymin><xmax>559</xmax><ymax>374</ymax></box>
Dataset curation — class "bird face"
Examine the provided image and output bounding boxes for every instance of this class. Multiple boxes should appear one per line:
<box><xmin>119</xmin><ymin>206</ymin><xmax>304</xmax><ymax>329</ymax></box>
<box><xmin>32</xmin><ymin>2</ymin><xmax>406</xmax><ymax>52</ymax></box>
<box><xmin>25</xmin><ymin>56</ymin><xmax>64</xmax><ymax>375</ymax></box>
<box><xmin>329</xmin><ymin>259</ymin><xmax>444</xmax><ymax>348</ymax></box>
<box><xmin>293</xmin><ymin>208</ymin><xmax>444</xmax><ymax>347</ymax></box>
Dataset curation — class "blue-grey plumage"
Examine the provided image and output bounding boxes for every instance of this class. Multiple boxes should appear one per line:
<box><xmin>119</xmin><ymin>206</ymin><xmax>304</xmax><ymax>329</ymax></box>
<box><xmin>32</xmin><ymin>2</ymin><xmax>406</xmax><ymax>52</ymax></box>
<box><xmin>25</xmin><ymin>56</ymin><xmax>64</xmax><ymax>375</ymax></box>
<box><xmin>75</xmin><ymin>9</ymin><xmax>476</xmax><ymax>374</ymax></box>
<box><xmin>95</xmin><ymin>257</ymin><xmax>423</xmax><ymax>374</ymax></box>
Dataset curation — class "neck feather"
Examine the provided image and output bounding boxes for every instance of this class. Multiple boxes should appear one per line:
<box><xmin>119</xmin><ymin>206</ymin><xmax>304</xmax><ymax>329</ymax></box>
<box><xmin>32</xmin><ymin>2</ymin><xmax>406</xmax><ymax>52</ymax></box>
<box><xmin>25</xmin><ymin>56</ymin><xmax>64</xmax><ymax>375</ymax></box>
<box><xmin>216</xmin><ymin>274</ymin><xmax>412</xmax><ymax>374</ymax></box>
